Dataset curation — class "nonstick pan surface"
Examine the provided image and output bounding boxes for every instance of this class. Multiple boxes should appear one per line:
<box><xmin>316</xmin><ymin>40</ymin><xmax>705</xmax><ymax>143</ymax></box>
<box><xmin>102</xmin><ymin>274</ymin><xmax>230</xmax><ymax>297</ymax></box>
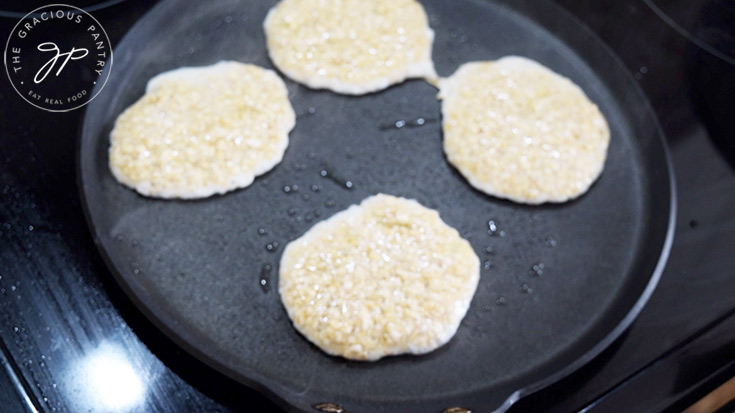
<box><xmin>79</xmin><ymin>0</ymin><xmax>675</xmax><ymax>411</ymax></box>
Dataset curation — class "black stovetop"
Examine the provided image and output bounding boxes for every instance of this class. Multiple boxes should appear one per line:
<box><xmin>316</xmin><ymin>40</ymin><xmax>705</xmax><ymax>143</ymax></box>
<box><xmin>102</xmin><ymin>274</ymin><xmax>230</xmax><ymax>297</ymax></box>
<box><xmin>1</xmin><ymin>1</ymin><xmax>734</xmax><ymax>412</ymax></box>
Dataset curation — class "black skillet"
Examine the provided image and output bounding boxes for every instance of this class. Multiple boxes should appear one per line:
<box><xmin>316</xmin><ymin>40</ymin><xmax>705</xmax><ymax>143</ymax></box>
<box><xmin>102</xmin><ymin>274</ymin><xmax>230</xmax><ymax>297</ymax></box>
<box><xmin>78</xmin><ymin>0</ymin><xmax>676</xmax><ymax>411</ymax></box>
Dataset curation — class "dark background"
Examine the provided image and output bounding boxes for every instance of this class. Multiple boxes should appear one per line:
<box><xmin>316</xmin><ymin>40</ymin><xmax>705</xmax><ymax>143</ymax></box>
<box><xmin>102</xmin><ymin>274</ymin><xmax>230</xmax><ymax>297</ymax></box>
<box><xmin>1</xmin><ymin>0</ymin><xmax>734</xmax><ymax>412</ymax></box>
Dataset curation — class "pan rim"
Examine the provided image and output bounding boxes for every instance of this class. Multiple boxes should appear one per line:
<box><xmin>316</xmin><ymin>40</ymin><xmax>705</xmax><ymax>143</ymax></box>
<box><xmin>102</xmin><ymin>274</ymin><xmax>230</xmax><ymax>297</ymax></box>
<box><xmin>488</xmin><ymin>0</ymin><xmax>678</xmax><ymax>411</ymax></box>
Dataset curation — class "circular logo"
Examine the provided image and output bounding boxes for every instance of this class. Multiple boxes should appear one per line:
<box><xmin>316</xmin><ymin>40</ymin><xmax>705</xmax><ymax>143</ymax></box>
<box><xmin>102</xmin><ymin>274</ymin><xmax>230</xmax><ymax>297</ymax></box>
<box><xmin>4</xmin><ymin>4</ymin><xmax>113</xmax><ymax>112</ymax></box>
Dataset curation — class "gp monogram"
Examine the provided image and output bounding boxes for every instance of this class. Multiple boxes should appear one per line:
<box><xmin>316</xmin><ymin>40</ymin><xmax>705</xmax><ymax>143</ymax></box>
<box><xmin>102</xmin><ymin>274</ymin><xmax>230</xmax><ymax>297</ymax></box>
<box><xmin>4</xmin><ymin>4</ymin><xmax>113</xmax><ymax>112</ymax></box>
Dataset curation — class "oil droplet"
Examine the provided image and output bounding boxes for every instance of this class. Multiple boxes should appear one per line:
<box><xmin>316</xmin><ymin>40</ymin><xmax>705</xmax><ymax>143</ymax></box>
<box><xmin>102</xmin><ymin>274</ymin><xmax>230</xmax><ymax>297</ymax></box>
<box><xmin>258</xmin><ymin>228</ymin><xmax>268</xmax><ymax>235</ymax></box>
<box><xmin>380</xmin><ymin>117</ymin><xmax>435</xmax><ymax>130</ymax></box>
<box><xmin>529</xmin><ymin>262</ymin><xmax>545</xmax><ymax>276</ymax></box>
<box><xmin>487</xmin><ymin>219</ymin><xmax>498</xmax><ymax>235</ymax></box>
<box><xmin>520</xmin><ymin>283</ymin><xmax>532</xmax><ymax>294</ymax></box>
<box><xmin>305</xmin><ymin>213</ymin><xmax>314</xmax><ymax>222</ymax></box>
<box><xmin>311</xmin><ymin>184</ymin><xmax>320</xmax><ymax>192</ymax></box>
<box><xmin>131</xmin><ymin>239</ymin><xmax>138</xmax><ymax>247</ymax></box>
<box><xmin>259</xmin><ymin>264</ymin><xmax>272</xmax><ymax>293</ymax></box>
<box><xmin>484</xmin><ymin>246</ymin><xmax>494</xmax><ymax>254</ymax></box>
<box><xmin>13</xmin><ymin>326</ymin><xmax>19</xmax><ymax>333</ymax></box>
<box><xmin>288</xmin><ymin>208</ymin><xmax>297</xmax><ymax>216</ymax></box>
<box><xmin>265</xmin><ymin>241</ymin><xmax>280</xmax><ymax>252</ymax></box>
<box><xmin>10</xmin><ymin>285</ymin><xmax>17</xmax><ymax>292</ymax></box>
<box><xmin>313</xmin><ymin>403</ymin><xmax>343</xmax><ymax>413</ymax></box>
<box><xmin>319</xmin><ymin>166</ymin><xmax>353</xmax><ymax>189</ymax></box>
<box><xmin>292</xmin><ymin>184</ymin><xmax>299</xmax><ymax>192</ymax></box>
<box><xmin>314</xmin><ymin>210</ymin><xmax>322</xmax><ymax>218</ymax></box>
<box><xmin>483</xmin><ymin>260</ymin><xmax>492</xmax><ymax>271</ymax></box>
<box><xmin>308</xmin><ymin>107</ymin><xmax>316</xmax><ymax>115</ymax></box>
<box><xmin>283</xmin><ymin>185</ymin><xmax>292</xmax><ymax>193</ymax></box>
<box><xmin>545</xmin><ymin>236</ymin><xmax>557</xmax><ymax>247</ymax></box>
<box><xmin>495</xmin><ymin>296</ymin><xmax>506</xmax><ymax>306</ymax></box>
<box><xmin>27</xmin><ymin>225</ymin><xmax>34</xmax><ymax>232</ymax></box>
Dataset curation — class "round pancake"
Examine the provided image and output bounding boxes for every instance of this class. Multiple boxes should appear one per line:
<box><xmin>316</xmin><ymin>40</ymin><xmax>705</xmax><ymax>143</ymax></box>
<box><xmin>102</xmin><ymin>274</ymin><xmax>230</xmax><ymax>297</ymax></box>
<box><xmin>263</xmin><ymin>0</ymin><xmax>437</xmax><ymax>95</ymax></box>
<box><xmin>279</xmin><ymin>194</ymin><xmax>480</xmax><ymax>361</ymax></box>
<box><xmin>108</xmin><ymin>61</ymin><xmax>295</xmax><ymax>199</ymax></box>
<box><xmin>440</xmin><ymin>56</ymin><xmax>611</xmax><ymax>204</ymax></box>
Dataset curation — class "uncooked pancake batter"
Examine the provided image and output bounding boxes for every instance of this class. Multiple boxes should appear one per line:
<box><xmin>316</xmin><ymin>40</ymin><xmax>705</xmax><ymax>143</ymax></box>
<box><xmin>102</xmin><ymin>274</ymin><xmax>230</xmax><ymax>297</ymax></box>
<box><xmin>279</xmin><ymin>194</ymin><xmax>480</xmax><ymax>361</ymax></box>
<box><xmin>109</xmin><ymin>61</ymin><xmax>295</xmax><ymax>199</ymax></box>
<box><xmin>440</xmin><ymin>56</ymin><xmax>610</xmax><ymax>204</ymax></box>
<box><xmin>264</xmin><ymin>0</ymin><xmax>437</xmax><ymax>95</ymax></box>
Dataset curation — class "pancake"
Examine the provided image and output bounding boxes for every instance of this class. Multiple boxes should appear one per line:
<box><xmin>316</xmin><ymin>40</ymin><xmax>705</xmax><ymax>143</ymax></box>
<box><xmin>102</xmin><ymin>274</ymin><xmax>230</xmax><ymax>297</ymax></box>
<box><xmin>440</xmin><ymin>56</ymin><xmax>611</xmax><ymax>204</ymax></box>
<box><xmin>108</xmin><ymin>61</ymin><xmax>295</xmax><ymax>199</ymax></box>
<box><xmin>279</xmin><ymin>194</ymin><xmax>480</xmax><ymax>361</ymax></box>
<box><xmin>263</xmin><ymin>0</ymin><xmax>437</xmax><ymax>95</ymax></box>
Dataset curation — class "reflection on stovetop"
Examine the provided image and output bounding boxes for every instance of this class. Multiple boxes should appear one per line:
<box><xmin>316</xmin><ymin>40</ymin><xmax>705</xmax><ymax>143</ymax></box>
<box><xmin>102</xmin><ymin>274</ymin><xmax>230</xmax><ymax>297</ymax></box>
<box><xmin>688</xmin><ymin>54</ymin><xmax>735</xmax><ymax>173</ymax></box>
<box><xmin>0</xmin><ymin>0</ymin><xmax>734</xmax><ymax>412</ymax></box>
<box><xmin>646</xmin><ymin>0</ymin><xmax>735</xmax><ymax>66</ymax></box>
